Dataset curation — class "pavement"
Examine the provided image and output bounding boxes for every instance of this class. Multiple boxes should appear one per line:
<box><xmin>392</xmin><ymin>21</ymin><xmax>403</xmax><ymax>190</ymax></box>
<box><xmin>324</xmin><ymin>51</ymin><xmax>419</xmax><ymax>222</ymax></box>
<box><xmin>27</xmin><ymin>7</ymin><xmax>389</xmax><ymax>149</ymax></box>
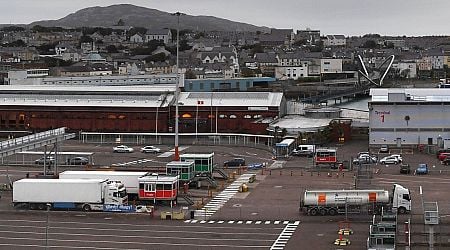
<box><xmin>1</xmin><ymin>139</ymin><xmax>450</xmax><ymax>249</ymax></box>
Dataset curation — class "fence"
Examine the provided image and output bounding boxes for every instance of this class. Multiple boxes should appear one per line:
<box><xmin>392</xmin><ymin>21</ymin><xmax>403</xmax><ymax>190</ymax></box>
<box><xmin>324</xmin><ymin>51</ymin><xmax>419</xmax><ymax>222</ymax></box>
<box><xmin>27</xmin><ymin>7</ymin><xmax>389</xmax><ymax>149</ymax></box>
<box><xmin>79</xmin><ymin>132</ymin><xmax>275</xmax><ymax>150</ymax></box>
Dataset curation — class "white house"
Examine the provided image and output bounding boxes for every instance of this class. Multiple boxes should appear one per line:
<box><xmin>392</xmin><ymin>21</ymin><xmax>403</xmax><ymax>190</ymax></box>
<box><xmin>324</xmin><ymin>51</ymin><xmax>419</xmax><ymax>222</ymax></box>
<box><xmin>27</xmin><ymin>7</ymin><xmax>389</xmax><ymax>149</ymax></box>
<box><xmin>320</xmin><ymin>58</ymin><xmax>343</xmax><ymax>74</ymax></box>
<box><xmin>275</xmin><ymin>65</ymin><xmax>309</xmax><ymax>80</ymax></box>
<box><xmin>130</xmin><ymin>33</ymin><xmax>144</xmax><ymax>43</ymax></box>
<box><xmin>145</xmin><ymin>29</ymin><xmax>172</xmax><ymax>44</ymax></box>
<box><xmin>324</xmin><ymin>35</ymin><xmax>346</xmax><ymax>47</ymax></box>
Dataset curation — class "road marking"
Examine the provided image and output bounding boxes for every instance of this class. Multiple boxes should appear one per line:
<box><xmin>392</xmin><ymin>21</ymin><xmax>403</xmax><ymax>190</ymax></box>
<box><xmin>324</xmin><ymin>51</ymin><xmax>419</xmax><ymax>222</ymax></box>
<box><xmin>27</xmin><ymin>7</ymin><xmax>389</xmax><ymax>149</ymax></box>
<box><xmin>270</xmin><ymin>221</ymin><xmax>300</xmax><ymax>250</ymax></box>
<box><xmin>0</xmin><ymin>235</ymin><xmax>273</xmax><ymax>248</ymax></box>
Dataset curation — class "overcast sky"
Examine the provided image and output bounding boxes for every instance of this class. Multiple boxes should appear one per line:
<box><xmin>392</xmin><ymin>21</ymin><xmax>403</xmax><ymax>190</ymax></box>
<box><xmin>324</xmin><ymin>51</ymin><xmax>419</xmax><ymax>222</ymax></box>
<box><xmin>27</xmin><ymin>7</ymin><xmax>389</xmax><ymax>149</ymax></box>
<box><xmin>3</xmin><ymin>0</ymin><xmax>449</xmax><ymax>36</ymax></box>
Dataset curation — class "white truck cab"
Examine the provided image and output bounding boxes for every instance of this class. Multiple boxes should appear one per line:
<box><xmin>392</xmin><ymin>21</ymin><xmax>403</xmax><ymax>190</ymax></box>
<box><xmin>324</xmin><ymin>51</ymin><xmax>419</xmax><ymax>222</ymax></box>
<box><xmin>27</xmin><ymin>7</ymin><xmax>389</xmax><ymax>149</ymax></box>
<box><xmin>391</xmin><ymin>184</ymin><xmax>411</xmax><ymax>214</ymax></box>
<box><xmin>104</xmin><ymin>181</ymin><xmax>128</xmax><ymax>206</ymax></box>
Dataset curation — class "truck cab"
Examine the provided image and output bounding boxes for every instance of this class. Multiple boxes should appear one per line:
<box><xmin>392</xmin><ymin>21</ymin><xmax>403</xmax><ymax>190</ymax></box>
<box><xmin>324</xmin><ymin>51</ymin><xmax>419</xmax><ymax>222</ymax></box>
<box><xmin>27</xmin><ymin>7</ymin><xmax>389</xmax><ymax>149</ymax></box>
<box><xmin>391</xmin><ymin>184</ymin><xmax>411</xmax><ymax>214</ymax></box>
<box><xmin>104</xmin><ymin>181</ymin><xmax>128</xmax><ymax>206</ymax></box>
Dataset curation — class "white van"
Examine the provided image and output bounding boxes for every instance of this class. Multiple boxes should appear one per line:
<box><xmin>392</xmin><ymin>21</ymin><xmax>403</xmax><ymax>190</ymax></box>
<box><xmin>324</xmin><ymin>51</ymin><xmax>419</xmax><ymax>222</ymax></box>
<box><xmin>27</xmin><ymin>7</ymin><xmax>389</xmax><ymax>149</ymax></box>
<box><xmin>292</xmin><ymin>145</ymin><xmax>315</xmax><ymax>157</ymax></box>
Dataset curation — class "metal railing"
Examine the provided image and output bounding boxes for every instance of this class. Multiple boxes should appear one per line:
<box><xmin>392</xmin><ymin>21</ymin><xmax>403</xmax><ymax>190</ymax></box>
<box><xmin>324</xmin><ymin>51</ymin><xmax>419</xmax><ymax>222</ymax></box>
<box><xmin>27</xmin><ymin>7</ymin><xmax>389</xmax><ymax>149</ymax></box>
<box><xmin>79</xmin><ymin>132</ymin><xmax>275</xmax><ymax>150</ymax></box>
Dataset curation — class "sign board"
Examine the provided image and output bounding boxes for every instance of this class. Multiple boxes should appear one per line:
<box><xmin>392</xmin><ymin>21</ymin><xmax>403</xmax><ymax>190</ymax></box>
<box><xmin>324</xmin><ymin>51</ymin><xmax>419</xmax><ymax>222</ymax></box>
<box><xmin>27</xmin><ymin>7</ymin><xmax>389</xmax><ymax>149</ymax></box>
<box><xmin>103</xmin><ymin>204</ymin><xmax>135</xmax><ymax>213</ymax></box>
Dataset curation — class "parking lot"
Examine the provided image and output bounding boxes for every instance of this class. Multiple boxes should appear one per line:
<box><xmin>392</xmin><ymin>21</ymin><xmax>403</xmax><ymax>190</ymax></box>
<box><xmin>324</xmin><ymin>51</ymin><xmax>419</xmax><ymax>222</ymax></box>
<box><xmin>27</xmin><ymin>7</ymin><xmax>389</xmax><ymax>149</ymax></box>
<box><xmin>1</xmin><ymin>138</ymin><xmax>450</xmax><ymax>249</ymax></box>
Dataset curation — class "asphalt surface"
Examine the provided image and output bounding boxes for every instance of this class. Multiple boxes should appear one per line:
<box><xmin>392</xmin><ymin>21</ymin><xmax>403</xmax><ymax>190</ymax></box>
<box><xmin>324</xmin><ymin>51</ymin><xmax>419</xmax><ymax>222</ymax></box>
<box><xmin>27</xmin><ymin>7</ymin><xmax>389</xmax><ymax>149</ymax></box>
<box><xmin>1</xmin><ymin>139</ymin><xmax>450</xmax><ymax>249</ymax></box>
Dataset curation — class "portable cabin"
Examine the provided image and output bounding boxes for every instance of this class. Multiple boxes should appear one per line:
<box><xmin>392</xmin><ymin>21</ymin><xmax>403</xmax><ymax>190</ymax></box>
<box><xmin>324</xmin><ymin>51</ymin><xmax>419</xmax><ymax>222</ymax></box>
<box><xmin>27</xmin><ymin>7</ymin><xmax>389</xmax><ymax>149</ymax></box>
<box><xmin>166</xmin><ymin>161</ymin><xmax>195</xmax><ymax>182</ymax></box>
<box><xmin>180</xmin><ymin>153</ymin><xmax>214</xmax><ymax>174</ymax></box>
<box><xmin>138</xmin><ymin>174</ymin><xmax>178</xmax><ymax>201</ymax></box>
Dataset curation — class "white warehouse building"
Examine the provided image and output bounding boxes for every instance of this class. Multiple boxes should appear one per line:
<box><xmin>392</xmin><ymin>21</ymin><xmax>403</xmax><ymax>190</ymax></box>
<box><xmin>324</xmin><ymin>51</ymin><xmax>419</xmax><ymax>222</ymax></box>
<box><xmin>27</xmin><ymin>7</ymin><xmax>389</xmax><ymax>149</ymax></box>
<box><xmin>369</xmin><ymin>88</ymin><xmax>450</xmax><ymax>147</ymax></box>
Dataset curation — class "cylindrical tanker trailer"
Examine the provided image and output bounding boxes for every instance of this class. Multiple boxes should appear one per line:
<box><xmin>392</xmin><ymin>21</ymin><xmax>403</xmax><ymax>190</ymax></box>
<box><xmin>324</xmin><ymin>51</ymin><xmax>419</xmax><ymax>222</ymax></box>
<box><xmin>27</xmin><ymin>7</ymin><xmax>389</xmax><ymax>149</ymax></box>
<box><xmin>300</xmin><ymin>184</ymin><xmax>411</xmax><ymax>216</ymax></box>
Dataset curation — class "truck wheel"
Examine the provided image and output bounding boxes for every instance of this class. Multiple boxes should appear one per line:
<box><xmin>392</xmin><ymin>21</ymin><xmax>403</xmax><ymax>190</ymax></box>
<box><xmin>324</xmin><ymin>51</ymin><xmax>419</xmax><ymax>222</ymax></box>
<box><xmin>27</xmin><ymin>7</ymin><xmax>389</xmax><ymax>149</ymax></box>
<box><xmin>309</xmin><ymin>208</ymin><xmax>318</xmax><ymax>216</ymax></box>
<box><xmin>29</xmin><ymin>203</ymin><xmax>36</xmax><ymax>210</ymax></box>
<box><xmin>37</xmin><ymin>203</ymin><xmax>45</xmax><ymax>210</ymax></box>
<box><xmin>398</xmin><ymin>207</ymin><xmax>406</xmax><ymax>214</ymax></box>
<box><xmin>319</xmin><ymin>208</ymin><xmax>327</xmax><ymax>216</ymax></box>
<box><xmin>328</xmin><ymin>208</ymin><xmax>338</xmax><ymax>216</ymax></box>
<box><xmin>82</xmin><ymin>204</ymin><xmax>91</xmax><ymax>212</ymax></box>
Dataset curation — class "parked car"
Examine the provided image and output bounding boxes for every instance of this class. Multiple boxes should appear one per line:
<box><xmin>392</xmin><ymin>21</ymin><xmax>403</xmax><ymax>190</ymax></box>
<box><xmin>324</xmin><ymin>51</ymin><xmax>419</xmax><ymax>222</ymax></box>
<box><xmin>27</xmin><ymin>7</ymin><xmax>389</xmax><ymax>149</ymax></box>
<box><xmin>389</xmin><ymin>154</ymin><xmax>403</xmax><ymax>163</ymax></box>
<box><xmin>113</xmin><ymin>145</ymin><xmax>134</xmax><ymax>153</ymax></box>
<box><xmin>438</xmin><ymin>152</ymin><xmax>450</xmax><ymax>161</ymax></box>
<box><xmin>379</xmin><ymin>156</ymin><xmax>399</xmax><ymax>164</ymax></box>
<box><xmin>400</xmin><ymin>164</ymin><xmax>411</xmax><ymax>174</ymax></box>
<box><xmin>247</xmin><ymin>162</ymin><xmax>264</xmax><ymax>170</ymax></box>
<box><xmin>380</xmin><ymin>145</ymin><xmax>389</xmax><ymax>153</ymax></box>
<box><xmin>353</xmin><ymin>154</ymin><xmax>377</xmax><ymax>165</ymax></box>
<box><xmin>224</xmin><ymin>158</ymin><xmax>246</xmax><ymax>167</ymax></box>
<box><xmin>35</xmin><ymin>156</ymin><xmax>55</xmax><ymax>165</ymax></box>
<box><xmin>141</xmin><ymin>146</ymin><xmax>161</xmax><ymax>153</ymax></box>
<box><xmin>67</xmin><ymin>156</ymin><xmax>89</xmax><ymax>165</ymax></box>
<box><xmin>442</xmin><ymin>158</ymin><xmax>450</xmax><ymax>165</ymax></box>
<box><xmin>416</xmin><ymin>163</ymin><xmax>429</xmax><ymax>175</ymax></box>
<box><xmin>292</xmin><ymin>149</ymin><xmax>314</xmax><ymax>157</ymax></box>
<box><xmin>436</xmin><ymin>149</ymin><xmax>450</xmax><ymax>159</ymax></box>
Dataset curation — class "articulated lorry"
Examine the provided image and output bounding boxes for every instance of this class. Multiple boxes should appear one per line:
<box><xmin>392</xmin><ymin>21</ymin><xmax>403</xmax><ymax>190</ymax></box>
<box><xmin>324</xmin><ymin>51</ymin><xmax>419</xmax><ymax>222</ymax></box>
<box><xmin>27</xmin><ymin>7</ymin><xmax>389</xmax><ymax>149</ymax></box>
<box><xmin>59</xmin><ymin>171</ymin><xmax>178</xmax><ymax>203</ymax></box>
<box><xmin>300</xmin><ymin>184</ymin><xmax>411</xmax><ymax>216</ymax></box>
<box><xmin>13</xmin><ymin>178</ymin><xmax>127</xmax><ymax>211</ymax></box>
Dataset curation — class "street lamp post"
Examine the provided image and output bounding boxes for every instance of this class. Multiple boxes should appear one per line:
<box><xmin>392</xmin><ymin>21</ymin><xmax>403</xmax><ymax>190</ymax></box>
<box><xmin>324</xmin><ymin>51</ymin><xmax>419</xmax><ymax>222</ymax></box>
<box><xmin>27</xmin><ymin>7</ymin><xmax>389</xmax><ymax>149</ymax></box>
<box><xmin>173</xmin><ymin>11</ymin><xmax>184</xmax><ymax>161</ymax></box>
<box><xmin>45</xmin><ymin>203</ymin><xmax>51</xmax><ymax>249</ymax></box>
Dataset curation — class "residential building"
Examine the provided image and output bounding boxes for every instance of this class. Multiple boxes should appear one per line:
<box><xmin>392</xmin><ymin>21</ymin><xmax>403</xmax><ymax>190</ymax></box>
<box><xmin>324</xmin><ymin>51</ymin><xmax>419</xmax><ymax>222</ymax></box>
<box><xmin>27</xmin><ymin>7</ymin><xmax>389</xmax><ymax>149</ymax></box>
<box><xmin>295</xmin><ymin>29</ymin><xmax>321</xmax><ymax>44</ymax></box>
<box><xmin>129</xmin><ymin>33</ymin><xmax>144</xmax><ymax>43</ymax></box>
<box><xmin>275</xmin><ymin>66</ymin><xmax>309</xmax><ymax>80</ymax></box>
<box><xmin>324</xmin><ymin>35</ymin><xmax>346</xmax><ymax>47</ymax></box>
<box><xmin>320</xmin><ymin>58</ymin><xmax>343</xmax><ymax>74</ymax></box>
<box><xmin>145</xmin><ymin>29</ymin><xmax>172</xmax><ymax>44</ymax></box>
<box><xmin>392</xmin><ymin>62</ymin><xmax>417</xmax><ymax>78</ymax></box>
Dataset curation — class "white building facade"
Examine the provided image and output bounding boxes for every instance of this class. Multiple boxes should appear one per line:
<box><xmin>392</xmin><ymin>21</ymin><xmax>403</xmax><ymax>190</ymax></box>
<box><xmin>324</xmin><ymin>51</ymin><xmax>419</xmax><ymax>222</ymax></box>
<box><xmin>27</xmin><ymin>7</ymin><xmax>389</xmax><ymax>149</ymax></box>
<box><xmin>369</xmin><ymin>88</ymin><xmax>450</xmax><ymax>147</ymax></box>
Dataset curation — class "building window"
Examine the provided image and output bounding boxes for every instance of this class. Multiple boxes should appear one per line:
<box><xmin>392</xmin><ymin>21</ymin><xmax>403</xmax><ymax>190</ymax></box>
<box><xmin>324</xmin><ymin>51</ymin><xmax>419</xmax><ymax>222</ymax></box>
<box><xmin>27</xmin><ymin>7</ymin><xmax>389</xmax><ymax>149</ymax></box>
<box><xmin>244</xmin><ymin>115</ymin><xmax>252</xmax><ymax>119</ymax></box>
<box><xmin>219</xmin><ymin>114</ymin><xmax>227</xmax><ymax>118</ymax></box>
<box><xmin>229</xmin><ymin>115</ymin><xmax>237</xmax><ymax>119</ymax></box>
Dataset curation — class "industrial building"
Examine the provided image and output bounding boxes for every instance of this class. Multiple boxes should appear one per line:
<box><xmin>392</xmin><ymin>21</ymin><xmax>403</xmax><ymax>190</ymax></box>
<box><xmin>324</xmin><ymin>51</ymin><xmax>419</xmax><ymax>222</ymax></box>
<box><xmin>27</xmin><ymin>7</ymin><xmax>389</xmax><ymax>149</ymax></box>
<box><xmin>0</xmin><ymin>85</ymin><xmax>284</xmax><ymax>135</ymax></box>
<box><xmin>369</xmin><ymin>88</ymin><xmax>450</xmax><ymax>147</ymax></box>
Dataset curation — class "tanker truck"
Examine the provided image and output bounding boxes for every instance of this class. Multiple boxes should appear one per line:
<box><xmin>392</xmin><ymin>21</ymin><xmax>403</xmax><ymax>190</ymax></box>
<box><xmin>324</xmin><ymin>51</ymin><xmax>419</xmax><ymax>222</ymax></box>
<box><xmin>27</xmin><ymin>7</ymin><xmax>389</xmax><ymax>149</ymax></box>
<box><xmin>300</xmin><ymin>184</ymin><xmax>411</xmax><ymax>216</ymax></box>
<box><xmin>13</xmin><ymin>178</ymin><xmax>128</xmax><ymax>211</ymax></box>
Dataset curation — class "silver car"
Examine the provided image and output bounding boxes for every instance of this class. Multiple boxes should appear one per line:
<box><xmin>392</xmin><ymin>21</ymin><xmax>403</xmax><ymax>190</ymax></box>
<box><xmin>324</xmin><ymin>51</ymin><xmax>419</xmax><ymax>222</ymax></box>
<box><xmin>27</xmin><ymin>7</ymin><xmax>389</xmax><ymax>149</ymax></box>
<box><xmin>379</xmin><ymin>156</ymin><xmax>399</xmax><ymax>164</ymax></box>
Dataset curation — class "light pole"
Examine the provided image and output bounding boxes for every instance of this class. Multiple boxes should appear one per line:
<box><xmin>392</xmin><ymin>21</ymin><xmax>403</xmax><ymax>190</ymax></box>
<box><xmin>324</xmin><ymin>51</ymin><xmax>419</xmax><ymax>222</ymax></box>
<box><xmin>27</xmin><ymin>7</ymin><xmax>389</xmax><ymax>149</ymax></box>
<box><xmin>45</xmin><ymin>203</ymin><xmax>51</xmax><ymax>249</ymax></box>
<box><xmin>195</xmin><ymin>101</ymin><xmax>198</xmax><ymax>141</ymax></box>
<box><xmin>173</xmin><ymin>11</ymin><xmax>184</xmax><ymax>161</ymax></box>
<box><xmin>155</xmin><ymin>105</ymin><xmax>159</xmax><ymax>143</ymax></box>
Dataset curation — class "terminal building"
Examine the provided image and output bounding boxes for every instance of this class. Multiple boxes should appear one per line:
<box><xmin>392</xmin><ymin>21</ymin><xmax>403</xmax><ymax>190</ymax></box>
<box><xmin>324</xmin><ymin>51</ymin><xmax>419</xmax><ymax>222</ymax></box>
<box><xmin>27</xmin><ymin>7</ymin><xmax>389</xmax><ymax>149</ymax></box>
<box><xmin>369</xmin><ymin>88</ymin><xmax>450</xmax><ymax>147</ymax></box>
<box><xmin>0</xmin><ymin>85</ymin><xmax>284</xmax><ymax>135</ymax></box>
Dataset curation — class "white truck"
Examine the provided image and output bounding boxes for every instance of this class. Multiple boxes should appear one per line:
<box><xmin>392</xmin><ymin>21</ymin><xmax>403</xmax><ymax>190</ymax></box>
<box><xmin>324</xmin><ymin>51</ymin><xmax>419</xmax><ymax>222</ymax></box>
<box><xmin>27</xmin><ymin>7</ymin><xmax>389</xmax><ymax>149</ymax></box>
<box><xmin>13</xmin><ymin>178</ymin><xmax>128</xmax><ymax>211</ymax></box>
<box><xmin>59</xmin><ymin>171</ymin><xmax>148</xmax><ymax>200</ymax></box>
<box><xmin>300</xmin><ymin>184</ymin><xmax>411</xmax><ymax>216</ymax></box>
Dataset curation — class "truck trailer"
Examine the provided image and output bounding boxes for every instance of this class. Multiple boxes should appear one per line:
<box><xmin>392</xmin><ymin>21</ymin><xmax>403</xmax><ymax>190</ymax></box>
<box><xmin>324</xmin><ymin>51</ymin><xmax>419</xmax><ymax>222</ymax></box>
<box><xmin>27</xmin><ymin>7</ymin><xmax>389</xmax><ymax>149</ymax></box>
<box><xmin>13</xmin><ymin>178</ymin><xmax>127</xmax><ymax>211</ymax></box>
<box><xmin>300</xmin><ymin>184</ymin><xmax>411</xmax><ymax>216</ymax></box>
<box><xmin>59</xmin><ymin>171</ymin><xmax>178</xmax><ymax>202</ymax></box>
<box><xmin>59</xmin><ymin>171</ymin><xmax>147</xmax><ymax>199</ymax></box>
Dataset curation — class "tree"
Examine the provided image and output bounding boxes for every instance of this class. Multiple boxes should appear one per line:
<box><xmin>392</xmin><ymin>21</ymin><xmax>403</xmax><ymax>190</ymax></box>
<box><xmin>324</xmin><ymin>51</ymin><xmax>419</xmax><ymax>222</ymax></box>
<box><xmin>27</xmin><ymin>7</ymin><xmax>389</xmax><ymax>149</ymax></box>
<box><xmin>128</xmin><ymin>27</ymin><xmax>147</xmax><ymax>37</ymax></box>
<box><xmin>1</xmin><ymin>26</ymin><xmax>25</xmax><ymax>32</ymax></box>
<box><xmin>185</xmin><ymin>70</ymin><xmax>197</xmax><ymax>79</ymax></box>
<box><xmin>179</xmin><ymin>39</ymin><xmax>192</xmax><ymax>51</ymax></box>
<box><xmin>293</xmin><ymin>39</ymin><xmax>307</xmax><ymax>46</ymax></box>
<box><xmin>117</xmin><ymin>19</ymin><xmax>125</xmax><ymax>26</ymax></box>
<box><xmin>385</xmin><ymin>42</ymin><xmax>394</xmax><ymax>49</ymax></box>
<box><xmin>2</xmin><ymin>39</ymin><xmax>26</xmax><ymax>47</ymax></box>
<box><xmin>36</xmin><ymin>42</ymin><xmax>59</xmax><ymax>54</ymax></box>
<box><xmin>146</xmin><ymin>52</ymin><xmax>167</xmax><ymax>62</ymax></box>
<box><xmin>361</xmin><ymin>40</ymin><xmax>378</xmax><ymax>49</ymax></box>
<box><xmin>80</xmin><ymin>35</ymin><xmax>93</xmax><ymax>44</ymax></box>
<box><xmin>106</xmin><ymin>45</ymin><xmax>118</xmax><ymax>53</ymax></box>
